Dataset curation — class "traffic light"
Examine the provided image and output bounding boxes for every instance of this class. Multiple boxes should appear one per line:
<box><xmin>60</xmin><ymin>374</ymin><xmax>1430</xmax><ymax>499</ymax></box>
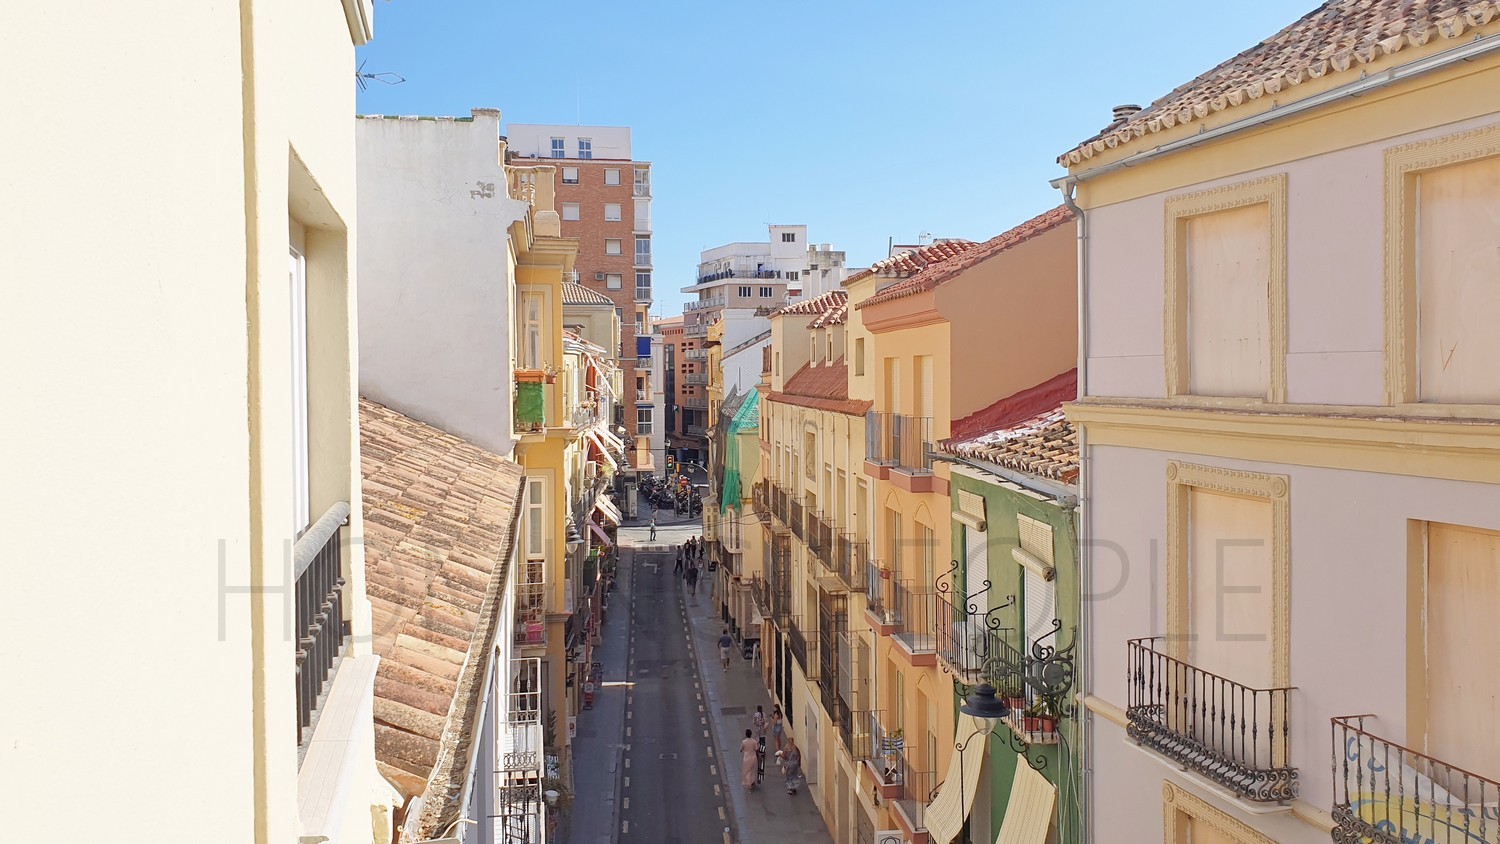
<box><xmin>666</xmin><ymin>455</ymin><xmax>675</xmax><ymax>474</ymax></box>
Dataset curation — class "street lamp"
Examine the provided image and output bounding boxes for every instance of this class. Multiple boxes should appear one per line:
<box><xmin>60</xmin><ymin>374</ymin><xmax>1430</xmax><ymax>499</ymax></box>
<box><xmin>565</xmin><ymin>521</ymin><xmax>584</xmax><ymax>554</ymax></box>
<box><xmin>958</xmin><ymin>683</ymin><xmax>1011</xmax><ymax>732</ymax></box>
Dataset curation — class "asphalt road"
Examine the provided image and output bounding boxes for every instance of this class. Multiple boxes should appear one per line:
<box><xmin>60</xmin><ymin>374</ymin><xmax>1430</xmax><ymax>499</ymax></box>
<box><xmin>619</xmin><ymin>543</ymin><xmax>731</xmax><ymax>844</ymax></box>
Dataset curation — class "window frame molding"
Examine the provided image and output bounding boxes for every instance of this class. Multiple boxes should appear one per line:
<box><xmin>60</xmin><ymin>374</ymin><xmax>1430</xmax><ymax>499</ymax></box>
<box><xmin>1384</xmin><ymin>123</ymin><xmax>1500</xmax><ymax>412</ymax></box>
<box><xmin>1162</xmin><ymin>782</ymin><xmax>1275</xmax><ymax>844</ymax></box>
<box><xmin>1164</xmin><ymin>459</ymin><xmax>1291</xmax><ymax>688</ymax></box>
<box><xmin>1163</xmin><ymin>173</ymin><xmax>1288</xmax><ymax>405</ymax></box>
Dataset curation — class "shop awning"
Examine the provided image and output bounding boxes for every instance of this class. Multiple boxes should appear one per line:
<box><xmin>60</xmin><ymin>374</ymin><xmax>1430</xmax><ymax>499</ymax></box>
<box><xmin>597</xmin><ymin>425</ymin><xmax>626</xmax><ymax>453</ymax></box>
<box><xmin>586</xmin><ymin>430</ymin><xmax>618</xmax><ymax>472</ymax></box>
<box><xmin>589</xmin><ymin>521</ymin><xmax>613</xmax><ymax>549</ymax></box>
<box><xmin>995</xmin><ymin>759</ymin><xmax>1057</xmax><ymax>844</ymax></box>
<box><xmin>923</xmin><ymin>714</ymin><xmax>990</xmax><ymax>844</ymax></box>
<box><xmin>593</xmin><ymin>493</ymin><xmax>622</xmax><ymax>527</ymax></box>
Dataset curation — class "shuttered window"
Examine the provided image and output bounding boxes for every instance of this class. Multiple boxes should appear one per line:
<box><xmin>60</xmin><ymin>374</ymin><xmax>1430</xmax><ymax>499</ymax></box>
<box><xmin>1017</xmin><ymin>515</ymin><xmax>1056</xmax><ymax>647</ymax></box>
<box><xmin>917</xmin><ymin>355</ymin><xmax>934</xmax><ymax>419</ymax></box>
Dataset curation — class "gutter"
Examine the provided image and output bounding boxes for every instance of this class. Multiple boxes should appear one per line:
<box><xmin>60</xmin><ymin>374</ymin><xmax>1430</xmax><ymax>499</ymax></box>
<box><xmin>1049</xmin><ymin>30</ymin><xmax>1500</xmax><ymax>189</ymax></box>
<box><xmin>930</xmin><ymin>452</ymin><xmax>1077</xmax><ymax>506</ymax></box>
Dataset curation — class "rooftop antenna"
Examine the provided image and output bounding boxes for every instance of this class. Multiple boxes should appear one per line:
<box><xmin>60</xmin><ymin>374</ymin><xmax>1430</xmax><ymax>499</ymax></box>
<box><xmin>355</xmin><ymin>59</ymin><xmax>405</xmax><ymax>92</ymax></box>
<box><xmin>917</xmin><ymin>231</ymin><xmax>932</xmax><ymax>246</ymax></box>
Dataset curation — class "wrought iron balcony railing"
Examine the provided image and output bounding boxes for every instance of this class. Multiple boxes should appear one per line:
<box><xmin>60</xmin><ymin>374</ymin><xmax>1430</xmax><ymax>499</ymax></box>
<box><xmin>295</xmin><ymin>502</ymin><xmax>351</xmax><ymax>745</ymax></box>
<box><xmin>844</xmin><ymin>708</ymin><xmax>879</xmax><ymax>763</ymax></box>
<box><xmin>752</xmin><ymin>480</ymin><xmax>772</xmax><ymax>523</ymax></box>
<box><xmin>1127</xmin><ymin>637</ymin><xmax>1297</xmax><ymax>803</ymax></box>
<box><xmin>936</xmin><ymin>585</ymin><xmax>1001</xmax><ymax>684</ymax></box>
<box><xmin>684</xmin><ymin>296</ymin><xmax>726</xmax><ymax>311</ymax></box>
<box><xmin>864</xmin><ymin>411</ymin><xmax>934</xmax><ymax>473</ymax></box>
<box><xmin>788</xmin><ymin>618</ymin><xmax>811</xmax><ymax>674</ymax></box>
<box><xmin>685</xmin><ymin>372</ymin><xmax>709</xmax><ymax>386</ymax></box>
<box><xmin>809</xmin><ymin>512</ymin><xmax>835</xmax><ymax>568</ymax></box>
<box><xmin>1332</xmin><ymin>715</ymin><xmax>1500</xmax><ymax>844</ymax></box>
<box><xmin>866</xmin><ymin>560</ymin><xmax>897</xmax><ymax>626</ymax></box>
<box><xmin>835</xmin><ymin>534</ymin><xmax>869</xmax><ymax>592</ymax></box>
<box><xmin>895</xmin><ymin>764</ymin><xmax>937</xmax><ymax>833</ymax></box>
<box><xmin>868</xmin><ymin>712</ymin><xmax>906</xmax><ymax>787</ymax></box>
<box><xmin>789</xmin><ymin>497</ymin><xmax>805</xmax><ymax>542</ymax></box>
<box><xmin>892</xmin><ymin>579</ymin><xmax>936</xmax><ymax>653</ymax></box>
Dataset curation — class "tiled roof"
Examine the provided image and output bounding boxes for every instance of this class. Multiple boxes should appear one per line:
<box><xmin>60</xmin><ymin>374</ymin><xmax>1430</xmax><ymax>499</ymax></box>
<box><xmin>856</xmin><ymin>207</ymin><xmax>1074</xmax><ymax>310</ymax></box>
<box><xmin>1060</xmin><ymin>0</ymin><xmax>1500</xmax><ymax>166</ymax></box>
<box><xmin>942</xmin><ymin>369</ymin><xmax>1078</xmax><ymax>485</ymax></box>
<box><xmin>811</xmin><ymin>300</ymin><xmax>849</xmax><ymax>328</ymax></box>
<box><xmin>562</xmin><ymin>281</ymin><xmax>613</xmax><ymax>306</ymax></box>
<box><xmin>358</xmin><ymin>399</ymin><xmax>525</xmax><ymax>833</ymax></box>
<box><xmin>768</xmin><ymin>357</ymin><xmax>870</xmax><ymax>416</ymax></box>
<box><xmin>772</xmin><ymin>289</ymin><xmax>848</xmax><ymax>318</ymax></box>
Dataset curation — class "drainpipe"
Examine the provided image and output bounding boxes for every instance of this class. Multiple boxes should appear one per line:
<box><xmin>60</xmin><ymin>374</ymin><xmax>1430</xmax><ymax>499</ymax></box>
<box><xmin>1057</xmin><ymin>179</ymin><xmax>1092</xmax><ymax>844</ymax></box>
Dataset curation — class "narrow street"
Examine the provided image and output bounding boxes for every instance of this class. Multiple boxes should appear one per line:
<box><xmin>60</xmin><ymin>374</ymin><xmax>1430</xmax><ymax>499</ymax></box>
<box><xmin>619</xmin><ymin>530</ymin><xmax>732</xmax><ymax>843</ymax></box>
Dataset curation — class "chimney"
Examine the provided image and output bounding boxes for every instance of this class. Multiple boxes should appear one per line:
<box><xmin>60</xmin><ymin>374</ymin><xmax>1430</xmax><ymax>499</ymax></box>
<box><xmin>1111</xmin><ymin>103</ymin><xmax>1143</xmax><ymax>124</ymax></box>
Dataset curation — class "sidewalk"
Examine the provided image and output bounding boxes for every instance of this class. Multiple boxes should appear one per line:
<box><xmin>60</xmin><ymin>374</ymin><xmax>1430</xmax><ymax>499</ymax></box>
<box><xmin>567</xmin><ymin>542</ymin><xmax>633</xmax><ymax>844</ymax></box>
<box><xmin>683</xmin><ymin>582</ymin><xmax>834</xmax><ymax>844</ymax></box>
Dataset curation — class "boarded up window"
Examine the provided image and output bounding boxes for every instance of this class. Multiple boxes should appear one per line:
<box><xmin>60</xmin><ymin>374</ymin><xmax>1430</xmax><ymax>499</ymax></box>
<box><xmin>1416</xmin><ymin>156</ymin><xmax>1500</xmax><ymax>403</ymax></box>
<box><xmin>1186</xmin><ymin>204</ymin><xmax>1271</xmax><ymax>397</ymax></box>
<box><xmin>1187</xmin><ymin>489</ymin><xmax>1273</xmax><ymax>688</ymax></box>
<box><xmin>1425</xmin><ymin>523</ymin><xmax>1500</xmax><ymax>779</ymax></box>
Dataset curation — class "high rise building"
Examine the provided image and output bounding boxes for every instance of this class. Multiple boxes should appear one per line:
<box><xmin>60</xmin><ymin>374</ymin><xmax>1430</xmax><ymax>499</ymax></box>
<box><xmin>506</xmin><ymin>124</ymin><xmax>654</xmax><ymax>460</ymax></box>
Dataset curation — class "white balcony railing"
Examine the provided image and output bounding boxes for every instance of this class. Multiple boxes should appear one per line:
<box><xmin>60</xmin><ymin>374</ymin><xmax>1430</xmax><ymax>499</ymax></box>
<box><xmin>684</xmin><ymin>297</ymin><xmax>726</xmax><ymax>312</ymax></box>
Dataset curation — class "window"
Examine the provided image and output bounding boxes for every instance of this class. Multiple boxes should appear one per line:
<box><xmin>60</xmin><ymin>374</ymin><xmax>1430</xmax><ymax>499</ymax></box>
<box><xmin>738</xmin><ymin>286</ymin><xmax>752</xmax><ymax>298</ymax></box>
<box><xmin>759</xmin><ymin>287</ymin><xmax>773</xmax><ymax>298</ymax></box>
<box><xmin>887</xmin><ymin>509</ymin><xmax>903</xmax><ymax>576</ymax></box>
<box><xmin>1016</xmin><ymin>515</ymin><xmax>1056</xmax><ymax>648</ymax></box>
<box><xmin>562</xmin><ymin>166</ymin><xmax>579</xmax><ymax>184</ymax></box>
<box><xmin>854</xmin><ymin>338</ymin><xmax>865</xmax><ymax>376</ymax></box>
<box><xmin>916</xmin><ymin>355</ymin><xmax>934</xmax><ymax>418</ymax></box>
<box><xmin>919</xmin><ymin>524</ymin><xmax>935</xmax><ymax>598</ymax></box>
<box><xmin>606</xmin><ymin>273</ymin><xmax>622</xmax><ymax>290</ymax></box>
<box><xmin>604</xmin><ymin>203</ymin><xmax>622</xmax><ymax>222</ymax></box>
<box><xmin>605</xmin><ymin>238</ymin><xmax>622</xmax><ymax>255</ymax></box>
<box><xmin>1420</xmin><ymin>522</ymin><xmax>1500</xmax><ymax>777</ymax></box>
<box><xmin>520</xmin><ymin>292</ymin><xmax>544</xmax><ymax>370</ymax></box>
<box><xmin>781</xmin><ymin>232</ymin><xmax>796</xmax><ymax>243</ymax></box>
<box><xmin>810</xmin><ymin>334</ymin><xmax>818</xmax><ymax>364</ymax></box>
<box><xmin>550</xmin><ymin>137</ymin><xmax>564</xmax><ymax>158</ymax></box>
<box><xmin>524</xmin><ymin>477</ymin><xmax>546</xmax><ymax>559</ymax></box>
<box><xmin>562</xmin><ymin>202</ymin><xmax>580</xmax><ymax>222</ymax></box>
<box><xmin>604</xmin><ymin>168</ymin><xmax>620</xmax><ymax>186</ymax></box>
<box><xmin>635</xmin><ymin>313</ymin><xmax>644</xmax><ymax>333</ymax></box>
<box><xmin>635</xmin><ymin>271</ymin><xmax>651</xmax><ymax>295</ymax></box>
<box><xmin>288</xmin><ymin>245</ymin><xmax>310</xmax><ymax>537</ymax></box>
<box><xmin>637</xmin><ymin>406</ymin><xmax>655</xmax><ymax>435</ymax></box>
<box><xmin>577</xmin><ymin>138</ymin><xmax>592</xmax><ymax>159</ymax></box>
<box><xmin>1165</xmin><ymin>175</ymin><xmax>1287</xmax><ymax>401</ymax></box>
<box><xmin>635</xmin><ymin>236</ymin><xmax>651</xmax><ymax>265</ymax></box>
<box><xmin>634</xmin><ymin>168</ymin><xmax>650</xmax><ymax>196</ymax></box>
<box><xmin>786</xmin><ymin>271</ymin><xmax>799</xmax><ymax>281</ymax></box>
<box><xmin>884</xmin><ymin>358</ymin><xmax>901</xmax><ymax>414</ymax></box>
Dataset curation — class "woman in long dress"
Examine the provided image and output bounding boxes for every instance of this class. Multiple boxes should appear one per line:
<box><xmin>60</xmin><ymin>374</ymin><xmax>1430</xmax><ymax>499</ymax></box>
<box><xmin>781</xmin><ymin>736</ymin><xmax>804</xmax><ymax>795</ymax></box>
<box><xmin>740</xmin><ymin>729</ymin><xmax>759</xmax><ymax>790</ymax></box>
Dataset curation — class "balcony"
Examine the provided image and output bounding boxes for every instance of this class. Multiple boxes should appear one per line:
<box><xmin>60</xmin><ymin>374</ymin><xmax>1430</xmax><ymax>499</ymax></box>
<box><xmin>685</xmin><ymin>348</ymin><xmax>709</xmax><ymax>361</ymax></box>
<box><xmin>514</xmin><ymin>376</ymin><xmax>546</xmax><ymax>432</ymax></box>
<box><xmin>864</xmin><ymin>412</ymin><xmax>936</xmax><ymax>491</ymax></box>
<box><xmin>1331</xmin><ymin>715</ymin><xmax>1500</xmax><ymax>843</ymax></box>
<box><xmin>632</xmin><ymin>181</ymin><xmax>651</xmax><ymax>198</ymax></box>
<box><xmin>809</xmin><ymin>512</ymin><xmax>835</xmax><ymax>569</ymax></box>
<box><xmin>752</xmin><ymin>480</ymin><xmax>772</xmax><ymax>523</ymax></box>
<box><xmin>684</xmin><ymin>297</ymin><xmax>727</xmax><ymax>312</ymax></box>
<box><xmin>562</xmin><ymin>270</ymin><xmax>579</xmax><ymax>283</ymax></box>
<box><xmin>768</xmin><ymin>541</ymin><xmax>792</xmax><ymax>624</ymax></box>
<box><xmin>513</xmin><ymin>560</ymin><xmax>547</xmax><ymax>647</ymax></box>
<box><xmin>1126</xmin><ymin>637</ymin><xmax>1296</xmax><ymax>803</ymax></box>
<box><xmin>789</xmin><ymin>497</ymin><xmax>805</xmax><ymax>542</ymax></box>
<box><xmin>864</xmin><ymin>560</ymin><xmax>898</xmax><ymax>635</ymax></box>
<box><xmin>696</xmin><ymin>268</ymin><xmax>786</xmax><ymax>284</ymax></box>
<box><xmin>685</xmin><ymin>372</ymin><xmax>708</xmax><ymax>386</ymax></box>
<box><xmin>570</xmin><ymin>400</ymin><xmax>604</xmax><ymax>430</ymax></box>
<box><xmin>683</xmin><ymin>395</ymin><xmax>708</xmax><ymax>409</ymax></box>
<box><xmin>891</xmin><ymin>579</ymin><xmax>936</xmax><ymax>662</ymax></box>
<box><xmin>497</xmin><ymin>657</ymin><xmax>546</xmax><ymax>843</ymax></box>
<box><xmin>935</xmin><ymin>578</ymin><xmax>1009</xmax><ymax>684</ymax></box>
<box><xmin>635</xmin><ymin>285</ymin><xmax>652</xmax><ymax>303</ymax></box>
<box><xmin>684</xmin><ymin>323</ymin><xmax>708</xmax><ymax>338</ymax></box>
<box><xmin>295</xmin><ymin>502</ymin><xmax>352</xmax><ymax>745</ymax></box>
<box><xmin>788</xmin><ymin>618</ymin><xmax>812</xmax><ymax>674</ymax></box>
<box><xmin>834</xmin><ymin>534</ymin><xmax>869</xmax><ymax>593</ymax></box>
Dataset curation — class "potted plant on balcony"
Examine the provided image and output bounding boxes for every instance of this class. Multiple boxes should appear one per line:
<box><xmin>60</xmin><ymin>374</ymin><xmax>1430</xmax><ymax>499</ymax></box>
<box><xmin>543</xmin><ymin>363</ymin><xmax>562</xmax><ymax>384</ymax></box>
<box><xmin>1001</xmin><ymin>683</ymin><xmax>1026</xmax><ymax>714</ymax></box>
<box><xmin>1022</xmin><ymin>698</ymin><xmax>1058</xmax><ymax>735</ymax></box>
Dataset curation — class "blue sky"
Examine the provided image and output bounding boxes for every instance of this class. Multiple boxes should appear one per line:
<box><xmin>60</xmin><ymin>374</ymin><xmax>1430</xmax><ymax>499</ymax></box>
<box><xmin>356</xmin><ymin>0</ymin><xmax>1318</xmax><ymax>317</ymax></box>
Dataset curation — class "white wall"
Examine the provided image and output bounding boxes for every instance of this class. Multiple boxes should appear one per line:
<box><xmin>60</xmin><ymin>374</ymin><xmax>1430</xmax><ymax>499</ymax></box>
<box><xmin>0</xmin><ymin>0</ymin><xmax>372</xmax><ymax>841</ymax></box>
<box><xmin>506</xmin><ymin>124</ymin><xmax>632</xmax><ymax>160</ymax></box>
<box><xmin>357</xmin><ymin>112</ymin><xmax>529</xmax><ymax>455</ymax></box>
<box><xmin>1085</xmin><ymin>442</ymin><xmax>1500</xmax><ymax>840</ymax></box>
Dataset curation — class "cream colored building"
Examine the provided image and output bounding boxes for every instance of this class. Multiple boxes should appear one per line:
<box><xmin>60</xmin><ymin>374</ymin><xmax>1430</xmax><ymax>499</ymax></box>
<box><xmin>1</xmin><ymin>1</ymin><xmax>380</xmax><ymax>841</ymax></box>
<box><xmin>1060</xmin><ymin>2</ymin><xmax>1500</xmax><ymax>842</ymax></box>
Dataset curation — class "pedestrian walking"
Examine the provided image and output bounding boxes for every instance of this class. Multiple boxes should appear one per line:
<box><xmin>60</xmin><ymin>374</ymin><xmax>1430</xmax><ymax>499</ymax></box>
<box><xmin>686</xmin><ymin>562</ymin><xmax>699</xmax><ymax>596</ymax></box>
<box><xmin>770</xmin><ymin>705</ymin><xmax>785</xmax><ymax>752</ymax></box>
<box><xmin>752</xmin><ymin>705</ymin><xmax>767</xmax><ymax>745</ymax></box>
<box><xmin>740</xmin><ymin>730</ymin><xmax>759</xmax><ymax>791</ymax></box>
<box><xmin>674</xmin><ymin>546</ymin><xmax>684</xmax><ymax>575</ymax></box>
<box><xmin>779</xmin><ymin>736</ymin><xmax>804</xmax><ymax>795</ymax></box>
<box><xmin>648</xmin><ymin>513</ymin><xmax>657</xmax><ymax>541</ymax></box>
<box><xmin>718</xmin><ymin>629</ymin><xmax>734</xmax><ymax>671</ymax></box>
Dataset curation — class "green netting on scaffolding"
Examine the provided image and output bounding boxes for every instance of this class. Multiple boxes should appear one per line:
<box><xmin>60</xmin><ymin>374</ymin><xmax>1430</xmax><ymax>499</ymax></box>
<box><xmin>720</xmin><ymin>389</ymin><xmax>760</xmax><ymax>514</ymax></box>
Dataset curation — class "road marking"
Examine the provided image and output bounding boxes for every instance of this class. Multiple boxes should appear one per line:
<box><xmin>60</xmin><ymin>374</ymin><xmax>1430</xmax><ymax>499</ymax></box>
<box><xmin>627</xmin><ymin>710</ymin><xmax>633</xmax><ymax>720</ymax></box>
<box><xmin>700</xmin><ymin>717</ymin><xmax>706</xmax><ymax>725</ymax></box>
<box><xmin>625</xmin><ymin>758</ymin><xmax>631</xmax><ymax>769</ymax></box>
<box><xmin>696</xmin><ymin>693</ymin><xmax>702</xmax><ymax>701</ymax></box>
<box><xmin>714</xmin><ymin>784</ymin><xmax>721</xmax><ymax>795</ymax></box>
<box><xmin>624</xmin><ymin>776</ymin><xmax>630</xmax><ymax>788</ymax></box>
<box><xmin>623</xmin><ymin>797</ymin><xmax>630</xmax><ymax>810</ymax></box>
<box><xmin>622</xmin><ymin>821</ymin><xmax>629</xmax><ymax>834</ymax></box>
<box><xmin>718</xmin><ymin>806</ymin><xmax>726</xmax><ymax>820</ymax></box>
<box><xmin>703</xmin><ymin>730</ymin><xmax>710</xmax><ymax>737</ymax></box>
<box><xmin>626</xmin><ymin>726</ymin><xmax>632</xmax><ymax>737</ymax></box>
<box><xmin>706</xmin><ymin>746</ymin><xmax>714</xmax><ymax>757</ymax></box>
<box><xmin>710</xmin><ymin>764</ymin><xmax>717</xmax><ymax>776</ymax></box>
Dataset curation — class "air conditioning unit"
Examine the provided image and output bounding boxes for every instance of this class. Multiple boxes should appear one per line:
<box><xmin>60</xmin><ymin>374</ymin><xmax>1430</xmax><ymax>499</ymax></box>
<box><xmin>595</xmin><ymin>272</ymin><xmax>606</xmax><ymax>281</ymax></box>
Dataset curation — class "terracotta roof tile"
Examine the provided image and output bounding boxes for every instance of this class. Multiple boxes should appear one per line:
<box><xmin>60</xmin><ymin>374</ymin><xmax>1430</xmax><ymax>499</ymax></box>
<box><xmin>856</xmin><ymin>207</ymin><xmax>1074</xmax><ymax>310</ymax></box>
<box><xmin>768</xmin><ymin>357</ymin><xmax>871</xmax><ymax>416</ymax></box>
<box><xmin>562</xmin><ymin>281</ymin><xmax>613</xmax><ymax>306</ymax></box>
<box><xmin>358</xmin><ymin>399</ymin><xmax>525</xmax><ymax>829</ymax></box>
<box><xmin>942</xmin><ymin>369</ymin><xmax>1078</xmax><ymax>484</ymax></box>
<box><xmin>771</xmin><ymin>289</ymin><xmax>848</xmax><ymax>318</ymax></box>
<box><xmin>1060</xmin><ymin>0</ymin><xmax>1500</xmax><ymax>166</ymax></box>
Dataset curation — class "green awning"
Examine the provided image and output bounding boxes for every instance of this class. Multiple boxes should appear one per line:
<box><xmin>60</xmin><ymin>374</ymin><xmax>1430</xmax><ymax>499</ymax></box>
<box><xmin>720</xmin><ymin>390</ymin><xmax>760</xmax><ymax>514</ymax></box>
